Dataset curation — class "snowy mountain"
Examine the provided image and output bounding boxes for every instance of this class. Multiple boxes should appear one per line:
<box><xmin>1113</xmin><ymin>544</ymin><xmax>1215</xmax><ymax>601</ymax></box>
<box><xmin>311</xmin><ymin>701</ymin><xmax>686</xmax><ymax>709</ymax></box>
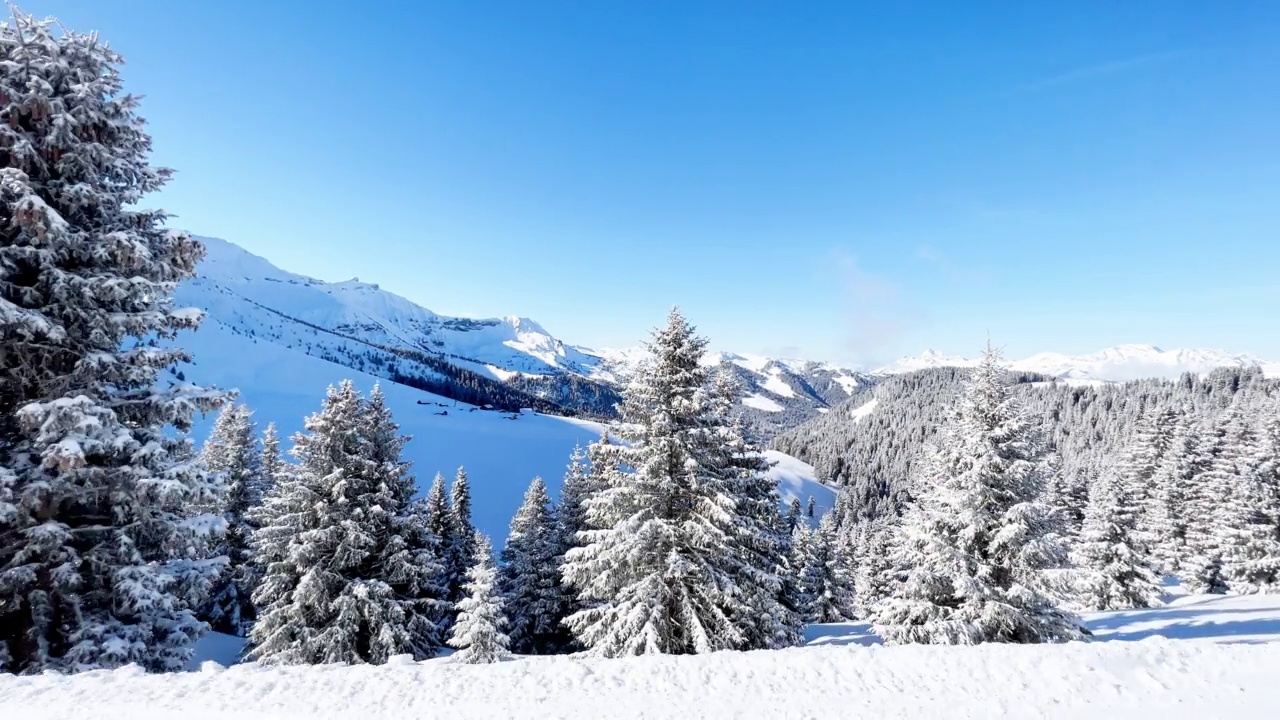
<box><xmin>876</xmin><ymin>344</ymin><xmax>1278</xmax><ymax>383</ymax></box>
<box><xmin>591</xmin><ymin>347</ymin><xmax>868</xmax><ymax>433</ymax></box>
<box><xmin>170</xmin><ymin>237</ymin><xmax>839</xmax><ymax>538</ymax></box>
<box><xmin>176</xmin><ymin>237</ymin><xmax>862</xmax><ymax>431</ymax></box>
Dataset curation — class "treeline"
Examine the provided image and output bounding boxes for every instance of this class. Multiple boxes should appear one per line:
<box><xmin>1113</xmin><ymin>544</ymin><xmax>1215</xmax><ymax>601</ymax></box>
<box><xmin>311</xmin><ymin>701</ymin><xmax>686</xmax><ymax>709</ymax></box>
<box><xmin>772</xmin><ymin>364</ymin><xmax>1276</xmax><ymax>518</ymax></box>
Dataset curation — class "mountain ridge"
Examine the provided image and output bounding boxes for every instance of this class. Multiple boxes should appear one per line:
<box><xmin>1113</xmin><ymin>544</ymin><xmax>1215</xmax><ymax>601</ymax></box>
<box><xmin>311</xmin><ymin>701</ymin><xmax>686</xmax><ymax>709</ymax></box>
<box><xmin>179</xmin><ymin>236</ymin><xmax>1277</xmax><ymax>435</ymax></box>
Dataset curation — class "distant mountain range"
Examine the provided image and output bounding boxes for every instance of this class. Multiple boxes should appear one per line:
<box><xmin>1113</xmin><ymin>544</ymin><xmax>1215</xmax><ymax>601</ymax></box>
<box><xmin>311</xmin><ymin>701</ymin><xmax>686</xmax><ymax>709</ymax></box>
<box><xmin>176</xmin><ymin>237</ymin><xmax>1277</xmax><ymax>438</ymax></box>
<box><xmin>876</xmin><ymin>345</ymin><xmax>1279</xmax><ymax>384</ymax></box>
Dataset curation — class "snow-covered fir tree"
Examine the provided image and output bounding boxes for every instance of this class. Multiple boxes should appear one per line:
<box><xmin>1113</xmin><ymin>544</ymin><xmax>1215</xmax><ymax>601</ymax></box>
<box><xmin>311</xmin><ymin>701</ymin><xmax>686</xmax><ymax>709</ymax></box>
<box><xmin>785</xmin><ymin>498</ymin><xmax>804</xmax><ymax>532</ymax></box>
<box><xmin>259</xmin><ymin>422</ymin><xmax>283</xmax><ymax>500</ymax></box>
<box><xmin>447</xmin><ymin>467</ymin><xmax>476</xmax><ymax>603</ymax></box>
<box><xmin>1182</xmin><ymin>412</ymin><xmax>1241</xmax><ymax>594</ymax></box>
<box><xmin>247</xmin><ymin>381</ymin><xmax>445</xmax><ymax>665</ymax></box>
<box><xmin>874</xmin><ymin>344</ymin><xmax>1082</xmax><ymax>645</ymax></box>
<box><xmin>360</xmin><ymin>384</ymin><xmax>449</xmax><ymax>653</ymax></box>
<box><xmin>0</xmin><ymin>11</ymin><xmax>225</xmax><ymax>674</ymax></box>
<box><xmin>706</xmin><ymin>371</ymin><xmax>803</xmax><ymax>649</ymax></box>
<box><xmin>198</xmin><ymin>403</ymin><xmax>265</xmax><ymax>636</ymax></box>
<box><xmin>1147</xmin><ymin>409</ymin><xmax>1198</xmax><ymax>575</ymax></box>
<box><xmin>1074</xmin><ymin>469</ymin><xmax>1162</xmax><ymax>610</ymax></box>
<box><xmin>849</xmin><ymin>516</ymin><xmax>899</xmax><ymax>619</ymax></box>
<box><xmin>563</xmin><ymin>309</ymin><xmax>791</xmax><ymax>657</ymax></box>
<box><xmin>1119</xmin><ymin>407</ymin><xmax>1179</xmax><ymax>545</ymax></box>
<box><xmin>499</xmin><ymin>477</ymin><xmax>571</xmax><ymax>654</ymax></box>
<box><xmin>448</xmin><ymin>533</ymin><xmax>510</xmax><ymax>664</ymax></box>
<box><xmin>1209</xmin><ymin>405</ymin><xmax>1280</xmax><ymax>594</ymax></box>
<box><xmin>792</xmin><ymin>512</ymin><xmax>857</xmax><ymax>623</ymax></box>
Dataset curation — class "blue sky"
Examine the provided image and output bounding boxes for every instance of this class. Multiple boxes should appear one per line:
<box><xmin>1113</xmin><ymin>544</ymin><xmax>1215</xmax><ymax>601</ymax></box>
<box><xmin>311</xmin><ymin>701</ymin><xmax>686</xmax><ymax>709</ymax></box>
<box><xmin>28</xmin><ymin>1</ymin><xmax>1280</xmax><ymax>365</ymax></box>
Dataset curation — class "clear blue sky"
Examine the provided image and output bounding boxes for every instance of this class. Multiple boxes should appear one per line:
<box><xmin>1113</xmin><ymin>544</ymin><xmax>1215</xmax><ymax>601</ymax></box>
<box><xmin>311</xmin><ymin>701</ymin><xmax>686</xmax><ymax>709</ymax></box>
<box><xmin>28</xmin><ymin>1</ymin><xmax>1280</xmax><ymax>366</ymax></box>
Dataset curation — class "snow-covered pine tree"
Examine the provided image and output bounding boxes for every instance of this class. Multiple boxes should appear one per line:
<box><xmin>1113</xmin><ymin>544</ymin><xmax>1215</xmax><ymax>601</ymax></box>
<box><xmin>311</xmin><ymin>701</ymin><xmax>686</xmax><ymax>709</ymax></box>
<box><xmin>1074</xmin><ymin>469</ymin><xmax>1162</xmax><ymax>610</ymax></box>
<box><xmin>786</xmin><ymin>498</ymin><xmax>803</xmax><ymax>531</ymax></box>
<box><xmin>1149</xmin><ymin>409</ymin><xmax>1199</xmax><ymax>576</ymax></box>
<box><xmin>448</xmin><ymin>533</ymin><xmax>510</xmax><ymax>664</ymax></box>
<box><xmin>874</xmin><ymin>344</ymin><xmax>1082</xmax><ymax>645</ymax></box>
<box><xmin>704</xmin><ymin>370</ymin><xmax>803</xmax><ymax>649</ymax></box>
<box><xmin>0</xmin><ymin>11</ymin><xmax>225</xmax><ymax>674</ymax></box>
<box><xmin>1183</xmin><ymin>412</ymin><xmax>1243</xmax><ymax>594</ymax></box>
<box><xmin>849</xmin><ymin>515</ymin><xmax>898</xmax><ymax>620</ymax></box>
<box><xmin>361</xmin><ymin>384</ymin><xmax>449</xmax><ymax>655</ymax></box>
<box><xmin>547</xmin><ymin>445</ymin><xmax>593</xmax><ymax>651</ymax></box>
<box><xmin>1120</xmin><ymin>407</ymin><xmax>1179</xmax><ymax>545</ymax></box>
<box><xmin>800</xmin><ymin>511</ymin><xmax>857</xmax><ymax>623</ymax></box>
<box><xmin>198</xmin><ymin>403</ymin><xmax>264</xmax><ymax>636</ymax></box>
<box><xmin>248</xmin><ymin>381</ymin><xmax>444</xmax><ymax>665</ymax></box>
<box><xmin>1237</xmin><ymin>402</ymin><xmax>1280</xmax><ymax>593</ymax></box>
<box><xmin>1207</xmin><ymin>404</ymin><xmax>1280</xmax><ymax>594</ymax></box>
<box><xmin>447</xmin><ymin>467</ymin><xmax>476</xmax><ymax>603</ymax></box>
<box><xmin>499</xmin><ymin>477</ymin><xmax>570</xmax><ymax>654</ymax></box>
<box><xmin>562</xmin><ymin>309</ymin><xmax>747</xmax><ymax>657</ymax></box>
<box><xmin>787</xmin><ymin>522</ymin><xmax>819</xmax><ymax>621</ymax></box>
<box><xmin>259</xmin><ymin>422</ymin><xmax>283</xmax><ymax>499</ymax></box>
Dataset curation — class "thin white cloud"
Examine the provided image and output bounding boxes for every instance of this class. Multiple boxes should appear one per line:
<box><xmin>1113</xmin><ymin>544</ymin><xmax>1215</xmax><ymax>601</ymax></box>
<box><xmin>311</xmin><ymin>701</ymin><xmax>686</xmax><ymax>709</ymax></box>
<box><xmin>830</xmin><ymin>251</ymin><xmax>924</xmax><ymax>367</ymax></box>
<box><xmin>1020</xmin><ymin>50</ymin><xmax>1182</xmax><ymax>92</ymax></box>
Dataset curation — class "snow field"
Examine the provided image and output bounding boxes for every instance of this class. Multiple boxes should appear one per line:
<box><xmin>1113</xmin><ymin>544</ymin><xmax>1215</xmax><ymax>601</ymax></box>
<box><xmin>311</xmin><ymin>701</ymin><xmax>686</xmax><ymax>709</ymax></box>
<box><xmin>8</xmin><ymin>632</ymin><xmax>1280</xmax><ymax>719</ymax></box>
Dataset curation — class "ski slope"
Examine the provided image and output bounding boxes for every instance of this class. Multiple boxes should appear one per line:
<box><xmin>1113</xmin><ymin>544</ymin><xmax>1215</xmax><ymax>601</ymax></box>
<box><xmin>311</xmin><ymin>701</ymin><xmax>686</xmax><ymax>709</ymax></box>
<box><xmin>7</xmin><ymin>591</ymin><xmax>1280</xmax><ymax>719</ymax></box>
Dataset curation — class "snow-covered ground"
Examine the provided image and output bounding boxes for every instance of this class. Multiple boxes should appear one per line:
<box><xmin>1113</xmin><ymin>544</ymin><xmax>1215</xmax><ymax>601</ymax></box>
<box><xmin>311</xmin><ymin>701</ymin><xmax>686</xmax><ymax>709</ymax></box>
<box><xmin>6</xmin><ymin>590</ymin><xmax>1274</xmax><ymax>719</ymax></box>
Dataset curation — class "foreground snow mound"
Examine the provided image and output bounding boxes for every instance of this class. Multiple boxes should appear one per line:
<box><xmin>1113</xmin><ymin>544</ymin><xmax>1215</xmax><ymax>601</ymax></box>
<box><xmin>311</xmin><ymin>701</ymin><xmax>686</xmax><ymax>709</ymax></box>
<box><xmin>4</xmin><ymin>640</ymin><xmax>1278</xmax><ymax>719</ymax></box>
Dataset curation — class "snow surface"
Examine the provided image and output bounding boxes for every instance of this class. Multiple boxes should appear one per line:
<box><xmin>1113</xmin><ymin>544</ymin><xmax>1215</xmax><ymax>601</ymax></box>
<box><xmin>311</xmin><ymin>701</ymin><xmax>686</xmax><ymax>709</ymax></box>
<box><xmin>10</xmin><ymin>591</ymin><xmax>1280</xmax><ymax>719</ymax></box>
<box><xmin>762</xmin><ymin>450</ymin><xmax>838</xmax><ymax>516</ymax></box>
<box><xmin>742</xmin><ymin>392</ymin><xmax>785</xmax><ymax>412</ymax></box>
<box><xmin>876</xmin><ymin>344</ymin><xmax>1277</xmax><ymax>382</ymax></box>
<box><xmin>848</xmin><ymin>397</ymin><xmax>879</xmax><ymax>421</ymax></box>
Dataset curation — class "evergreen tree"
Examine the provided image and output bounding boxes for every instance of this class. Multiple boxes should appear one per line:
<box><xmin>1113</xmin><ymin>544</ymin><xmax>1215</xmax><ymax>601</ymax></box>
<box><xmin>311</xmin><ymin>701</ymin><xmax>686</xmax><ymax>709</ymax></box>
<box><xmin>1183</xmin><ymin>413</ymin><xmax>1242</xmax><ymax>594</ymax></box>
<box><xmin>562</xmin><ymin>309</ymin><xmax>749</xmax><ymax>656</ymax></box>
<box><xmin>447</xmin><ymin>467</ymin><xmax>475</xmax><ymax>603</ymax></box>
<box><xmin>259</xmin><ymin>422</ymin><xmax>283</xmax><ymax>500</ymax></box>
<box><xmin>361</xmin><ymin>385</ymin><xmax>449</xmax><ymax>654</ymax></box>
<box><xmin>797</xmin><ymin>512</ymin><xmax>857</xmax><ymax>623</ymax></box>
<box><xmin>874</xmin><ymin>345</ymin><xmax>1082</xmax><ymax>645</ymax></box>
<box><xmin>708</xmin><ymin>371</ymin><xmax>803</xmax><ymax>649</ymax></box>
<box><xmin>785</xmin><ymin>498</ymin><xmax>803</xmax><ymax>531</ymax></box>
<box><xmin>1148</xmin><ymin>410</ymin><xmax>1198</xmax><ymax>575</ymax></box>
<box><xmin>1075</xmin><ymin>470</ymin><xmax>1162</xmax><ymax>610</ymax></box>
<box><xmin>1212</xmin><ymin>405</ymin><xmax>1280</xmax><ymax>594</ymax></box>
<box><xmin>499</xmin><ymin>477</ymin><xmax>570</xmax><ymax>654</ymax></box>
<box><xmin>548</xmin><ymin>445</ymin><xmax>592</xmax><ymax>650</ymax></box>
<box><xmin>424</xmin><ymin>473</ymin><xmax>454</xmax><ymax>552</ymax></box>
<box><xmin>0</xmin><ymin>11</ymin><xmax>225</xmax><ymax>674</ymax></box>
<box><xmin>448</xmin><ymin>533</ymin><xmax>510</xmax><ymax>664</ymax></box>
<box><xmin>199</xmin><ymin>403</ymin><xmax>264</xmax><ymax>636</ymax></box>
<box><xmin>247</xmin><ymin>381</ymin><xmax>444</xmax><ymax>665</ymax></box>
<box><xmin>1120</xmin><ymin>408</ymin><xmax>1179</xmax><ymax>545</ymax></box>
<box><xmin>849</xmin><ymin>516</ymin><xmax>898</xmax><ymax>620</ymax></box>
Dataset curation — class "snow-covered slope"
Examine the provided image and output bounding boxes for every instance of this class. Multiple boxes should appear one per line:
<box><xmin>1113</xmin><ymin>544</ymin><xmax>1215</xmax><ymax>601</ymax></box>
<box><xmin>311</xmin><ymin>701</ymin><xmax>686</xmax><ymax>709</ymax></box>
<box><xmin>172</xmin><ymin>277</ymin><xmax>836</xmax><ymax>538</ymax></box>
<box><xmin>877</xmin><ymin>344</ymin><xmax>1277</xmax><ymax>383</ymax></box>
<box><xmin>12</xmin><ymin>591</ymin><xmax>1280</xmax><ymax>719</ymax></box>
<box><xmin>180</xmin><ymin>237</ymin><xmax>603</xmax><ymax>381</ymax></box>
<box><xmin>177</xmin><ymin>315</ymin><xmax>602</xmax><ymax>539</ymax></box>
<box><xmin>178</xmin><ymin>237</ymin><xmax>859</xmax><ymax>429</ymax></box>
